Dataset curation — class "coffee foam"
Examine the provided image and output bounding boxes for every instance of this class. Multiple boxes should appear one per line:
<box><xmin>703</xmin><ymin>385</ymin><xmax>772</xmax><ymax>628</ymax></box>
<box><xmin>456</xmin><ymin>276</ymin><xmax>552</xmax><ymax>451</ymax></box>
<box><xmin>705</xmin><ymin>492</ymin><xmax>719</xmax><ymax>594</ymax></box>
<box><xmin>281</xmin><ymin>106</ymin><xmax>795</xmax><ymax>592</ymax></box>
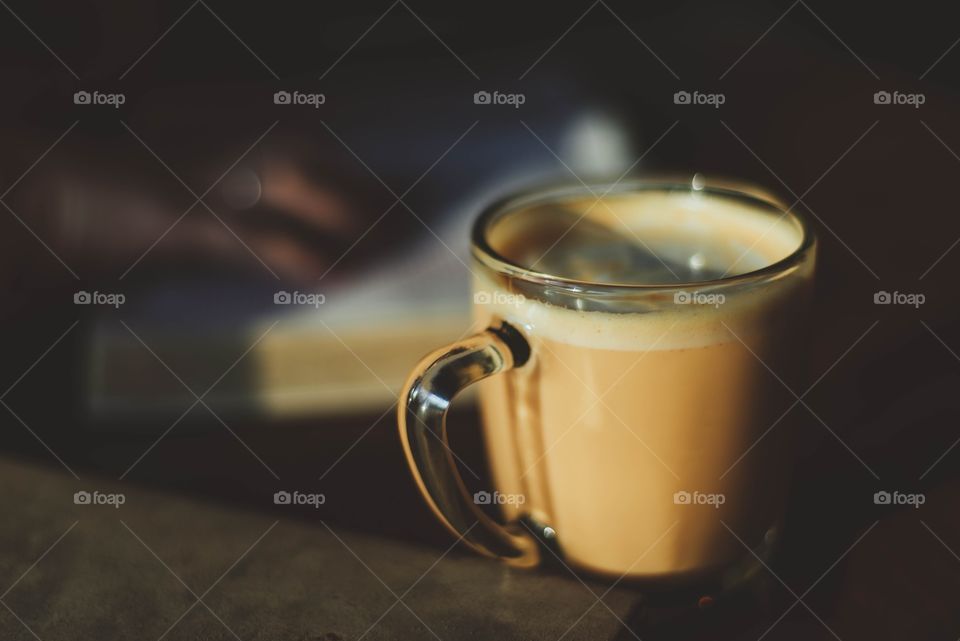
<box><xmin>582</xmin><ymin>190</ymin><xmax>801</xmax><ymax>275</ymax></box>
<box><xmin>489</xmin><ymin>189</ymin><xmax>803</xmax><ymax>285</ymax></box>
<box><xmin>475</xmin><ymin>189</ymin><xmax>809</xmax><ymax>352</ymax></box>
<box><xmin>475</xmin><ymin>278</ymin><xmax>800</xmax><ymax>351</ymax></box>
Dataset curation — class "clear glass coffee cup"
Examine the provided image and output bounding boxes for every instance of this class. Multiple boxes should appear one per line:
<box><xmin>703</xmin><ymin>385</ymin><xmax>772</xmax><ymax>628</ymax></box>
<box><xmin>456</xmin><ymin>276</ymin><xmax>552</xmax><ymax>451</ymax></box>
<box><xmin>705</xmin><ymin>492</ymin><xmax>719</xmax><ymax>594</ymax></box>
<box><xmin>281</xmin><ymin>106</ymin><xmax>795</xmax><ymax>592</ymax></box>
<box><xmin>398</xmin><ymin>176</ymin><xmax>816</xmax><ymax>586</ymax></box>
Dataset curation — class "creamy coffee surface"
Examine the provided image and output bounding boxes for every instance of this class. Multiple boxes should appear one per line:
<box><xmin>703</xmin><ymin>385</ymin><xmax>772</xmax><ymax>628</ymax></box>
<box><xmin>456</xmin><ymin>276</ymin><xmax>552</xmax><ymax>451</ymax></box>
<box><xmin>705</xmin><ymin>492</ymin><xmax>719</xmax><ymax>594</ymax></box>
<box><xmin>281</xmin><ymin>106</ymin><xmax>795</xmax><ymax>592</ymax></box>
<box><xmin>487</xmin><ymin>188</ymin><xmax>803</xmax><ymax>286</ymax></box>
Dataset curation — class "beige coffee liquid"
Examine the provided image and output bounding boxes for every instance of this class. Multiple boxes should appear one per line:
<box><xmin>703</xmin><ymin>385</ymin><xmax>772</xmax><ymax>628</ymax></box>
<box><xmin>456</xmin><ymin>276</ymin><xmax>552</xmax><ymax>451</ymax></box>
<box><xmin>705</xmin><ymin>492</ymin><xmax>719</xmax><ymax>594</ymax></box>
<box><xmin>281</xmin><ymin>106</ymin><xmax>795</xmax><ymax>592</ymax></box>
<box><xmin>474</xmin><ymin>187</ymin><xmax>813</xmax><ymax>579</ymax></box>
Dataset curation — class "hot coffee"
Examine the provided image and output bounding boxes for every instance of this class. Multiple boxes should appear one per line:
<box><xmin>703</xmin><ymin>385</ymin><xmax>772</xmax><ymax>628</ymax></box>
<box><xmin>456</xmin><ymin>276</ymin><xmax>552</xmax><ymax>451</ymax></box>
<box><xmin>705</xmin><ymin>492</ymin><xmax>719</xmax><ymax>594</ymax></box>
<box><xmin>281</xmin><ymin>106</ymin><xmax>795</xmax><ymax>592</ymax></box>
<box><xmin>474</xmin><ymin>187</ymin><xmax>811</xmax><ymax>578</ymax></box>
<box><xmin>400</xmin><ymin>179</ymin><xmax>815</xmax><ymax>582</ymax></box>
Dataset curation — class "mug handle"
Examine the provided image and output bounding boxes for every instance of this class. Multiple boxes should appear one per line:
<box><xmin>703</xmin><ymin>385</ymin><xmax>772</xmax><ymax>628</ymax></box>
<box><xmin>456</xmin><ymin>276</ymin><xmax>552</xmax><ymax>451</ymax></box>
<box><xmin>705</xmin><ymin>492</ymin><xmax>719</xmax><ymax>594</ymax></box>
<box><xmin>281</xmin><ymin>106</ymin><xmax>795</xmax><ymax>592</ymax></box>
<box><xmin>397</xmin><ymin>321</ymin><xmax>540</xmax><ymax>567</ymax></box>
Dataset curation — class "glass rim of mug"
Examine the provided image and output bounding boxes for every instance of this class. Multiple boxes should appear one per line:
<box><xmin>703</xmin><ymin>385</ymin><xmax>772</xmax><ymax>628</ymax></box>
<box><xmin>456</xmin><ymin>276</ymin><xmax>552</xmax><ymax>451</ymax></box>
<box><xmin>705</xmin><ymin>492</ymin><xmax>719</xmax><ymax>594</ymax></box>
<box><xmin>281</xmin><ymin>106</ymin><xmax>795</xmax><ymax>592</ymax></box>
<box><xmin>470</xmin><ymin>175</ymin><xmax>816</xmax><ymax>294</ymax></box>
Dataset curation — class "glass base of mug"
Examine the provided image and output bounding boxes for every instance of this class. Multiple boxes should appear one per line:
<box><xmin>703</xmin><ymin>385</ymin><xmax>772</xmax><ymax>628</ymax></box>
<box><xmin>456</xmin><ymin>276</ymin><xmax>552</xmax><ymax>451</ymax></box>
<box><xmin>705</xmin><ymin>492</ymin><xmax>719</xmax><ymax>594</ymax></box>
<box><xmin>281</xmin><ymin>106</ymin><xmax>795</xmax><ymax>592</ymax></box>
<box><xmin>522</xmin><ymin>515</ymin><xmax>782</xmax><ymax>606</ymax></box>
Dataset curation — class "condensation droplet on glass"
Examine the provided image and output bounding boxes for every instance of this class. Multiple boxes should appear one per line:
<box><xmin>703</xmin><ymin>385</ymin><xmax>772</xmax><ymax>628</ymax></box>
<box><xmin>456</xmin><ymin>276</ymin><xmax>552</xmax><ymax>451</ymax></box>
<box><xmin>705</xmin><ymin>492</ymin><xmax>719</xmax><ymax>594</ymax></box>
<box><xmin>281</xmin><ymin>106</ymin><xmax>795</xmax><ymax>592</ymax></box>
<box><xmin>689</xmin><ymin>253</ymin><xmax>706</xmax><ymax>272</ymax></box>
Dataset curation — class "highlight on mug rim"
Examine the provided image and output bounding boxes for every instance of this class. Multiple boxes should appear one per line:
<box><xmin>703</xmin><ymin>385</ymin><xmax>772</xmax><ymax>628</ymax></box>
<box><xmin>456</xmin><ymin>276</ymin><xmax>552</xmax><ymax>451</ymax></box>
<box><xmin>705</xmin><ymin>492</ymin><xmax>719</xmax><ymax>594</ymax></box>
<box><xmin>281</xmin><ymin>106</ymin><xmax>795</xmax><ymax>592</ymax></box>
<box><xmin>470</xmin><ymin>175</ymin><xmax>816</xmax><ymax>295</ymax></box>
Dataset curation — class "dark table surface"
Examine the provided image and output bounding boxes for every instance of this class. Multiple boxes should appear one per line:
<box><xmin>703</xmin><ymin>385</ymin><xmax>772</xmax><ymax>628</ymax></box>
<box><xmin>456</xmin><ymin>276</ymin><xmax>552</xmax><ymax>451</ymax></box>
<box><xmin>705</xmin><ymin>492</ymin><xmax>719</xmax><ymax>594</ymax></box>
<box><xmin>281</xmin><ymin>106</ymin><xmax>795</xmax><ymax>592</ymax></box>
<box><xmin>1</xmin><ymin>411</ymin><xmax>958</xmax><ymax>641</ymax></box>
<box><xmin>1</xmin><ymin>452</ymin><xmax>642</xmax><ymax>641</ymax></box>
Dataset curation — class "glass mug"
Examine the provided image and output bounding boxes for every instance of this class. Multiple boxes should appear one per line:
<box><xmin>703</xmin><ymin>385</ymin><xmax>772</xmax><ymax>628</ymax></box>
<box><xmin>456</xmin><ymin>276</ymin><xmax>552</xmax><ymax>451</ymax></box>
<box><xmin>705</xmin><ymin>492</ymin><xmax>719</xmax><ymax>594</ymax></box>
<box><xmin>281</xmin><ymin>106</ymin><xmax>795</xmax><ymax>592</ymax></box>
<box><xmin>398</xmin><ymin>177</ymin><xmax>816</xmax><ymax>585</ymax></box>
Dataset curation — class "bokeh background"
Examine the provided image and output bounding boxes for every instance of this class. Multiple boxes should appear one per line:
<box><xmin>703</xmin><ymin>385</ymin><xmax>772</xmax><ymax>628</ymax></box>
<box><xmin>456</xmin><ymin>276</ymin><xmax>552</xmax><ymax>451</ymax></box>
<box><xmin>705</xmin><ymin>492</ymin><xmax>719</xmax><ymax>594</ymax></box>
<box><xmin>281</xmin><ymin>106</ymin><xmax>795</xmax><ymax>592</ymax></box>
<box><xmin>1</xmin><ymin>1</ymin><xmax>959</xmax><ymax>639</ymax></box>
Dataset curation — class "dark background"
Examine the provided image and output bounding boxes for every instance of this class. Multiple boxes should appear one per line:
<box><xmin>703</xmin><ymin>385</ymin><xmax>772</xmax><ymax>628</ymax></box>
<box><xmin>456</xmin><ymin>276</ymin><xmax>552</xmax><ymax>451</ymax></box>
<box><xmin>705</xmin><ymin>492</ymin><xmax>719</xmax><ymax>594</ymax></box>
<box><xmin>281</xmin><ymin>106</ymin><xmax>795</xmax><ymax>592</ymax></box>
<box><xmin>1</xmin><ymin>1</ymin><xmax>959</xmax><ymax>639</ymax></box>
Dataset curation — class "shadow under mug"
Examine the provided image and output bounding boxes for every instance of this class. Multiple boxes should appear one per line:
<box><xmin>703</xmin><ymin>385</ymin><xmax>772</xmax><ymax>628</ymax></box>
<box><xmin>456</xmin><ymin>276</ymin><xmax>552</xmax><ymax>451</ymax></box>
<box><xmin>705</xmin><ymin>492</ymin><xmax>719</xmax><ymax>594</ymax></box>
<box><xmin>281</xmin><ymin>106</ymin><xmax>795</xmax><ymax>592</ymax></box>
<box><xmin>398</xmin><ymin>177</ymin><xmax>816</xmax><ymax>586</ymax></box>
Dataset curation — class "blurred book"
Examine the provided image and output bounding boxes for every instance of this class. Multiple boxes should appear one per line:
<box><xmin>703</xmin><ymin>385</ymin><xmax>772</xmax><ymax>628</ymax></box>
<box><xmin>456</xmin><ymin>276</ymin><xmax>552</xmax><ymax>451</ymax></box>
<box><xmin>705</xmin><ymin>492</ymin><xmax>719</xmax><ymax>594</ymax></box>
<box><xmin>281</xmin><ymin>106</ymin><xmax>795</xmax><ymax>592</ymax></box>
<box><xmin>85</xmin><ymin>109</ymin><xmax>640</xmax><ymax>421</ymax></box>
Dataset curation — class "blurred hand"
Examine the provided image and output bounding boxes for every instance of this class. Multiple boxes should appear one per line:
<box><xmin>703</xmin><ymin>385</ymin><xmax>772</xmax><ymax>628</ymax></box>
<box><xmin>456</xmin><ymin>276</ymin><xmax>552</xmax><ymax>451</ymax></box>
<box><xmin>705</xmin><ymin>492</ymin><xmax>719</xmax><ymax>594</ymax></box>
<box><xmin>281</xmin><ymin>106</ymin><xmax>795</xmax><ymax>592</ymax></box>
<box><xmin>1</xmin><ymin>131</ymin><xmax>377</xmax><ymax>289</ymax></box>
